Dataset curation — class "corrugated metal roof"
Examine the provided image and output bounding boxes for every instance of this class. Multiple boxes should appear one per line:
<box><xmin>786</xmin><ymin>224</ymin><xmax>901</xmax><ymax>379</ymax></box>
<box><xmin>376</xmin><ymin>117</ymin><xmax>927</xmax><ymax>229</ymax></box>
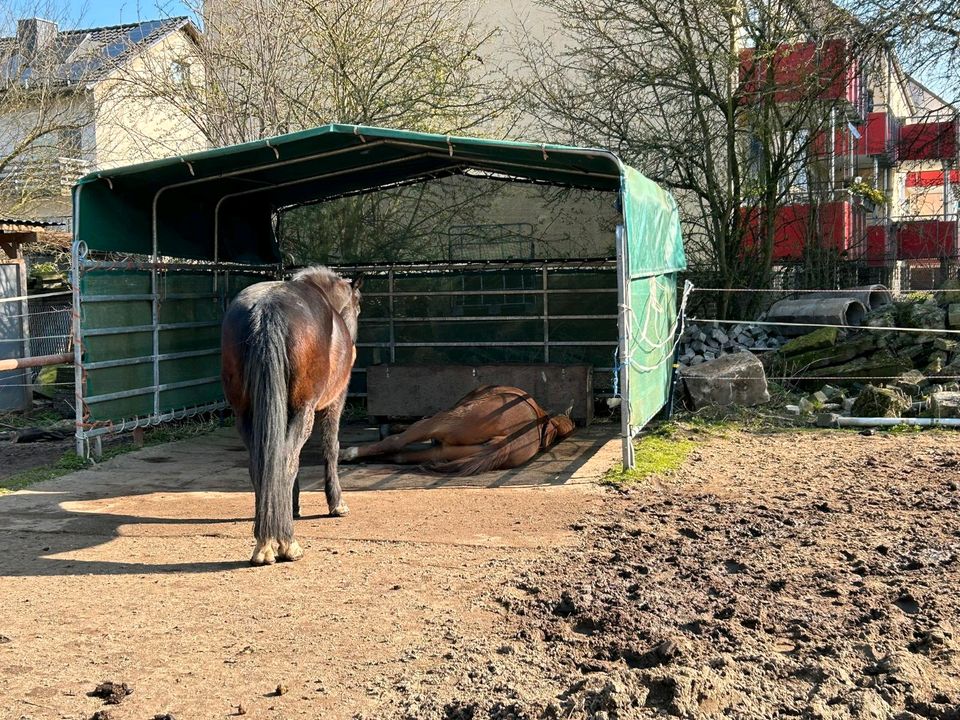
<box><xmin>0</xmin><ymin>216</ymin><xmax>63</xmax><ymax>230</ymax></box>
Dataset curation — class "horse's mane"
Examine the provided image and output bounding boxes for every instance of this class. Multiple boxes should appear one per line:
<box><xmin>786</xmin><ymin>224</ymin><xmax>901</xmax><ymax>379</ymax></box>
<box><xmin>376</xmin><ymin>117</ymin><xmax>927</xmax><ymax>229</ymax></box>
<box><xmin>291</xmin><ymin>265</ymin><xmax>343</xmax><ymax>290</ymax></box>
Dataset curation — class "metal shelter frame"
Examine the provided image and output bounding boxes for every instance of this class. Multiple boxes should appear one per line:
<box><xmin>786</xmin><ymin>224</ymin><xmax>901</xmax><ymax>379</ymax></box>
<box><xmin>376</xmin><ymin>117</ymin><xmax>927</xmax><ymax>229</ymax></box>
<box><xmin>71</xmin><ymin>125</ymin><xmax>687</xmax><ymax>466</ymax></box>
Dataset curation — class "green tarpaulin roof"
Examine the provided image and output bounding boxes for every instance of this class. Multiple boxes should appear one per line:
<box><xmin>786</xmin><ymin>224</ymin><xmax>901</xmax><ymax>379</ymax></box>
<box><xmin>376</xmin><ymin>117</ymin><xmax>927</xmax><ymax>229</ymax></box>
<box><xmin>74</xmin><ymin>124</ymin><xmax>685</xmax><ymax>276</ymax></box>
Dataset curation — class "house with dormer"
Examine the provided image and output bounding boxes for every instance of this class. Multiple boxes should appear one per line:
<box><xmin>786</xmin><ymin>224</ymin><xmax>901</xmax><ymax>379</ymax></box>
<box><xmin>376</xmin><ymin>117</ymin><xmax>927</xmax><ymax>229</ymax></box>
<box><xmin>0</xmin><ymin>16</ymin><xmax>207</xmax><ymax>227</ymax></box>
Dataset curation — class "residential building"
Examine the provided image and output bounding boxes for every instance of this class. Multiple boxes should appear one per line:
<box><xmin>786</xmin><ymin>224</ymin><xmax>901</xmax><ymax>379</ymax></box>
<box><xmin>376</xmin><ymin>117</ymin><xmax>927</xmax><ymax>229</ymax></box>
<box><xmin>0</xmin><ymin>17</ymin><xmax>207</xmax><ymax>227</ymax></box>
<box><xmin>739</xmin><ymin>38</ymin><xmax>958</xmax><ymax>287</ymax></box>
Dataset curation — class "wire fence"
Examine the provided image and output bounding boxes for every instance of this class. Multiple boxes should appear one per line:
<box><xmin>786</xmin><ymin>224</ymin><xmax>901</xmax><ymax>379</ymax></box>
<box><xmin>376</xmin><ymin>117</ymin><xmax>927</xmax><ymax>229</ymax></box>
<box><xmin>673</xmin><ymin>282</ymin><xmax>960</xmax><ymax>390</ymax></box>
<box><xmin>0</xmin><ymin>290</ymin><xmax>73</xmax><ymax>392</ymax></box>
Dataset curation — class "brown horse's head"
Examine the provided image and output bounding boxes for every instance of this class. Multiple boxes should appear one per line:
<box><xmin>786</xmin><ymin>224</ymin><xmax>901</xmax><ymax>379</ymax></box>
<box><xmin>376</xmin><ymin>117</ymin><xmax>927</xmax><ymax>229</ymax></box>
<box><xmin>292</xmin><ymin>266</ymin><xmax>363</xmax><ymax>340</ymax></box>
<box><xmin>543</xmin><ymin>413</ymin><xmax>576</xmax><ymax>448</ymax></box>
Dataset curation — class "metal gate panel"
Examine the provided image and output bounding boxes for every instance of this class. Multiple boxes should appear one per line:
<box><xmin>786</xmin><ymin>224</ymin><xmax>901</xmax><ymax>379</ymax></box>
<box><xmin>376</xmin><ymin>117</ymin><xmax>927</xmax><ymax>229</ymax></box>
<box><xmin>72</xmin><ymin>242</ymin><xmax>278</xmax><ymax>455</ymax></box>
<box><xmin>339</xmin><ymin>260</ymin><xmax>619</xmax><ymax>401</ymax></box>
<box><xmin>0</xmin><ymin>262</ymin><xmax>30</xmax><ymax>411</ymax></box>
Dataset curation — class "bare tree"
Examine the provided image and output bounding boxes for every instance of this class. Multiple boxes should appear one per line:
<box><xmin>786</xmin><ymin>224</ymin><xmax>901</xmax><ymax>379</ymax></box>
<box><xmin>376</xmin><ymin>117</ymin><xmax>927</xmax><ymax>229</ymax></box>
<box><xmin>120</xmin><ymin>0</ymin><xmax>519</xmax><ymax>146</ymax></box>
<box><xmin>0</xmin><ymin>1</ymin><xmax>95</xmax><ymax>217</ymax></box>
<box><xmin>860</xmin><ymin>0</ymin><xmax>959</xmax><ymax>106</ymax></box>
<box><xmin>111</xmin><ymin>0</ymin><xmax>522</xmax><ymax>263</ymax></box>
<box><xmin>518</xmin><ymin>0</ymin><xmax>890</xmax><ymax>315</ymax></box>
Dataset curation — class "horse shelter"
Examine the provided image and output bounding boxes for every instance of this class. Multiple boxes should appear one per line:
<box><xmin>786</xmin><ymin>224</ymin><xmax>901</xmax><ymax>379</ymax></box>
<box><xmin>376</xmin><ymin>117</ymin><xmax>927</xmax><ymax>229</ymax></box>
<box><xmin>70</xmin><ymin>125</ymin><xmax>686</xmax><ymax>467</ymax></box>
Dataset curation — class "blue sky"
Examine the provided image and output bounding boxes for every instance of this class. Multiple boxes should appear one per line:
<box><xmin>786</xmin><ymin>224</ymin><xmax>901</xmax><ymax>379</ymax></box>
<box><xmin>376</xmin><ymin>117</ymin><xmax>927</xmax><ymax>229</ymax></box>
<box><xmin>63</xmin><ymin>0</ymin><xmax>194</xmax><ymax>28</ymax></box>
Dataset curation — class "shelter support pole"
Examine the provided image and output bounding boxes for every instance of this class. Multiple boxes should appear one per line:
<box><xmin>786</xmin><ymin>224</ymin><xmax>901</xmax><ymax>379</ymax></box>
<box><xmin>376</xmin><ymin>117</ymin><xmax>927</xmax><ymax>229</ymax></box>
<box><xmin>72</xmin><ymin>186</ymin><xmax>85</xmax><ymax>458</ymax></box>
<box><xmin>388</xmin><ymin>269</ymin><xmax>396</xmax><ymax>363</ymax></box>
<box><xmin>615</xmin><ymin>224</ymin><xmax>635</xmax><ymax>469</ymax></box>
<box><xmin>542</xmin><ymin>266</ymin><xmax>550</xmax><ymax>362</ymax></box>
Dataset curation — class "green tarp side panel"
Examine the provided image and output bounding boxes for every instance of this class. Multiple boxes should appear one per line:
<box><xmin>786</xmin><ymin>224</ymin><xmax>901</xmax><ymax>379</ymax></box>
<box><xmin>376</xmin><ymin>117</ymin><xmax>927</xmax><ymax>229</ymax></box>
<box><xmin>616</xmin><ymin>164</ymin><xmax>686</xmax><ymax>429</ymax></box>
<box><xmin>79</xmin><ymin>269</ymin><xmax>265</xmax><ymax>423</ymax></box>
<box><xmin>622</xmin><ymin>166</ymin><xmax>686</xmax><ymax>278</ymax></box>
<box><xmin>627</xmin><ymin>274</ymin><xmax>679</xmax><ymax>428</ymax></box>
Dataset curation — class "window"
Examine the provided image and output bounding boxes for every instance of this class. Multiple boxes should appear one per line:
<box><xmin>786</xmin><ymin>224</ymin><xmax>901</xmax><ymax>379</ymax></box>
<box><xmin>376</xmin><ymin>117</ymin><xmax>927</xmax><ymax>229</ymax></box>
<box><xmin>170</xmin><ymin>59</ymin><xmax>191</xmax><ymax>85</ymax></box>
<box><xmin>60</xmin><ymin>127</ymin><xmax>82</xmax><ymax>159</ymax></box>
<box><xmin>788</xmin><ymin>129</ymin><xmax>809</xmax><ymax>192</ymax></box>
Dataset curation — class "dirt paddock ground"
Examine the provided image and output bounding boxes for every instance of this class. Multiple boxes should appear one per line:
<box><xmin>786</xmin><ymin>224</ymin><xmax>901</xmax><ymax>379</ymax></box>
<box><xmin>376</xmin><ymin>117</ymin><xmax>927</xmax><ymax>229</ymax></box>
<box><xmin>1</xmin><ymin>424</ymin><xmax>959</xmax><ymax>719</ymax></box>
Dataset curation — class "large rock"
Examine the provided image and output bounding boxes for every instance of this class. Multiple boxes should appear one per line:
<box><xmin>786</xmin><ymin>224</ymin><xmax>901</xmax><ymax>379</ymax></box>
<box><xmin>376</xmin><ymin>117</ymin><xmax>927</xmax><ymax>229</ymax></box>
<box><xmin>680</xmin><ymin>352</ymin><xmax>770</xmax><ymax>410</ymax></box>
<box><xmin>948</xmin><ymin>304</ymin><xmax>960</xmax><ymax>329</ymax></box>
<box><xmin>864</xmin><ymin>304</ymin><xmax>896</xmax><ymax>328</ymax></box>
<box><xmin>895</xmin><ymin>369</ymin><xmax>927</xmax><ymax>397</ymax></box>
<box><xmin>805</xmin><ymin>350</ymin><xmax>913</xmax><ymax>383</ymax></box>
<box><xmin>902</xmin><ymin>302</ymin><xmax>946</xmax><ymax>329</ymax></box>
<box><xmin>850</xmin><ymin>384</ymin><xmax>911</xmax><ymax>418</ymax></box>
<box><xmin>779</xmin><ymin>327</ymin><xmax>839</xmax><ymax>356</ymax></box>
<box><xmin>774</xmin><ymin>335</ymin><xmax>877</xmax><ymax>375</ymax></box>
<box><xmin>928</xmin><ymin>391</ymin><xmax>960</xmax><ymax>418</ymax></box>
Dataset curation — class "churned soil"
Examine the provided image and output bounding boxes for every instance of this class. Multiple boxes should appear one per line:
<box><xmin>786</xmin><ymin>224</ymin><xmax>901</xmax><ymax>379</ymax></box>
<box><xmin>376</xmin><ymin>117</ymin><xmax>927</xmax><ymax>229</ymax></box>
<box><xmin>1</xmin><ymin>426</ymin><xmax>959</xmax><ymax>719</ymax></box>
<box><xmin>366</xmin><ymin>427</ymin><xmax>960</xmax><ymax>720</ymax></box>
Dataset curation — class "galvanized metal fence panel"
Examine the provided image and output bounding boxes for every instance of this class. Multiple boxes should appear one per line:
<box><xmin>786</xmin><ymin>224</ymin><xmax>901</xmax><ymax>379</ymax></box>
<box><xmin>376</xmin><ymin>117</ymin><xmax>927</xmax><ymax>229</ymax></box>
<box><xmin>337</xmin><ymin>260</ymin><xmax>619</xmax><ymax>401</ymax></box>
<box><xmin>73</xmin><ymin>241</ymin><xmax>278</xmax><ymax>454</ymax></box>
<box><xmin>0</xmin><ymin>263</ymin><xmax>30</xmax><ymax>410</ymax></box>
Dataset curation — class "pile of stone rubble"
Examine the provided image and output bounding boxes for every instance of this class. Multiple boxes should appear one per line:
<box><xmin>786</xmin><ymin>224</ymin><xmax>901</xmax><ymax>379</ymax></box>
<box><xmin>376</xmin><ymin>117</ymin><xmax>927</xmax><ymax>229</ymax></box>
<box><xmin>677</xmin><ymin>284</ymin><xmax>960</xmax><ymax>421</ymax></box>
<box><xmin>678</xmin><ymin>323</ymin><xmax>784</xmax><ymax>366</ymax></box>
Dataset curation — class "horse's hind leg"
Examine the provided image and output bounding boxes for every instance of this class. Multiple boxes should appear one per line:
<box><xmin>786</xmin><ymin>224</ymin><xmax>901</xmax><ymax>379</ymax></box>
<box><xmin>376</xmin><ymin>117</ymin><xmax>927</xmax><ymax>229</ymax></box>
<box><xmin>274</xmin><ymin>408</ymin><xmax>315</xmax><ymax>563</ymax></box>
<box><xmin>292</xmin><ymin>475</ymin><xmax>301</xmax><ymax>519</ymax></box>
<box><xmin>340</xmin><ymin>416</ymin><xmax>445</xmax><ymax>461</ymax></box>
<box><xmin>318</xmin><ymin>390</ymin><xmax>350</xmax><ymax>516</ymax></box>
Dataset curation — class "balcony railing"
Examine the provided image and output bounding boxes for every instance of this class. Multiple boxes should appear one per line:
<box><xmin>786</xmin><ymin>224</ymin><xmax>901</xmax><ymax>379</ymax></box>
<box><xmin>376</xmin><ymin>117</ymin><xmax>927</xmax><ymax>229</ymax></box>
<box><xmin>738</xmin><ymin>39</ymin><xmax>865</xmax><ymax>118</ymax></box>
<box><xmin>0</xmin><ymin>157</ymin><xmax>93</xmax><ymax>197</ymax></box>
<box><xmin>898</xmin><ymin>117</ymin><xmax>958</xmax><ymax>162</ymax></box>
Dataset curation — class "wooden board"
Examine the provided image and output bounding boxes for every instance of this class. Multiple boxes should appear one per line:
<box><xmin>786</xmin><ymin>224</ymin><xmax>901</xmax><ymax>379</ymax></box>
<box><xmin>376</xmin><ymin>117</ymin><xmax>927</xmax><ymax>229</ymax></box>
<box><xmin>365</xmin><ymin>364</ymin><xmax>594</xmax><ymax>424</ymax></box>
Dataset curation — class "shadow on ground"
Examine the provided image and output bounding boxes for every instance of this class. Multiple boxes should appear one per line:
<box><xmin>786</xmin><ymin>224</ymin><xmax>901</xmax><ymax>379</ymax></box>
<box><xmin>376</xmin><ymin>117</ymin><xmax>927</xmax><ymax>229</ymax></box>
<box><xmin>0</xmin><ymin>422</ymin><xmax>616</xmax><ymax>578</ymax></box>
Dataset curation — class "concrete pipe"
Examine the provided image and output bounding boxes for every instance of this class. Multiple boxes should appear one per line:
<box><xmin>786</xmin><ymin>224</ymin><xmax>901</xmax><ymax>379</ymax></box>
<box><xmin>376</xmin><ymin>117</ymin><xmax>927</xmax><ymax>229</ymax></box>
<box><xmin>817</xmin><ymin>284</ymin><xmax>893</xmax><ymax>311</ymax></box>
<box><xmin>766</xmin><ymin>297</ymin><xmax>868</xmax><ymax>336</ymax></box>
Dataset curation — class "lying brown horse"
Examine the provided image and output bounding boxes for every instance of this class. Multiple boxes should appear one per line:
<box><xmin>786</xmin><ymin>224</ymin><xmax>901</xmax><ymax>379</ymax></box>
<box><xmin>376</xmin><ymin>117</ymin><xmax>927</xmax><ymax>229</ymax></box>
<box><xmin>340</xmin><ymin>385</ymin><xmax>575</xmax><ymax>475</ymax></box>
<box><xmin>221</xmin><ymin>267</ymin><xmax>361</xmax><ymax>566</ymax></box>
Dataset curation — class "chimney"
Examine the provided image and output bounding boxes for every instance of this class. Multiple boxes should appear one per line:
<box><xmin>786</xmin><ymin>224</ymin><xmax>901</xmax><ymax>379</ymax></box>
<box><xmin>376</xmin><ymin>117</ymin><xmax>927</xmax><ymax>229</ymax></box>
<box><xmin>17</xmin><ymin>18</ymin><xmax>59</xmax><ymax>57</ymax></box>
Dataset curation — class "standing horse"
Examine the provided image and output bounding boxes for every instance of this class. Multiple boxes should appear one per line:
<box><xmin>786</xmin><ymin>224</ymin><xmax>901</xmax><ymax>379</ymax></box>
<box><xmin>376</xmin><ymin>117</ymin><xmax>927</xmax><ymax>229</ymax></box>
<box><xmin>221</xmin><ymin>267</ymin><xmax>361</xmax><ymax>566</ymax></box>
<box><xmin>340</xmin><ymin>385</ymin><xmax>575</xmax><ymax>475</ymax></box>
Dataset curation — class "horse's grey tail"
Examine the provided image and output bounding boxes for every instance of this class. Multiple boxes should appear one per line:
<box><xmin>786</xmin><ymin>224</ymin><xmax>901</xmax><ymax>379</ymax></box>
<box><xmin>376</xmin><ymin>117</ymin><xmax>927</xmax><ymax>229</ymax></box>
<box><xmin>244</xmin><ymin>311</ymin><xmax>294</xmax><ymax>542</ymax></box>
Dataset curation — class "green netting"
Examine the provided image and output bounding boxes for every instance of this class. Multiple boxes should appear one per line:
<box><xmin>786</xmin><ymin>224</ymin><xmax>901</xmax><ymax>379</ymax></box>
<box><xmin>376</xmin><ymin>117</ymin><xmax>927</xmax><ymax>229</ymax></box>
<box><xmin>626</xmin><ymin>274</ymin><xmax>679</xmax><ymax>428</ymax></box>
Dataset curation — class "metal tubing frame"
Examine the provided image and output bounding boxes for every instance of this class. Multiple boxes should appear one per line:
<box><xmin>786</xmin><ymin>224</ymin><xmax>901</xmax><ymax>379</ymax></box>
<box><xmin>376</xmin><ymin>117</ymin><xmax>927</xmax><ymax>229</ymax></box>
<box><xmin>346</xmin><ymin>258</ymin><xmax>621</xmax><ymax>418</ymax></box>
<box><xmin>79</xmin><ymin>137</ymin><xmax>640</xmax><ymax>464</ymax></box>
<box><xmin>71</xmin><ymin>241</ymin><xmax>277</xmax><ymax>456</ymax></box>
<box><xmin>615</xmin><ymin>223</ymin><xmax>635</xmax><ymax>469</ymax></box>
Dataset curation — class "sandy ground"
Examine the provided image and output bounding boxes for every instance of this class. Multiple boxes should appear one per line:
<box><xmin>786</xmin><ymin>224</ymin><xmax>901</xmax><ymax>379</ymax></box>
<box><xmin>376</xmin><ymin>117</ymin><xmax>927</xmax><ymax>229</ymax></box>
<box><xmin>0</xmin><ymin>423</ymin><xmax>615</xmax><ymax>720</ymax></box>
<box><xmin>2</xmin><ymin>424</ymin><xmax>959</xmax><ymax>719</ymax></box>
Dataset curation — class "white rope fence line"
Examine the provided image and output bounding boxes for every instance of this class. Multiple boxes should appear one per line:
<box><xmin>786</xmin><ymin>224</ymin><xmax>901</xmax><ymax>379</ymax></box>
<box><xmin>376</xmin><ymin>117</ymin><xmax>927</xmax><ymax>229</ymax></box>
<box><xmin>691</xmin><ymin>287</ymin><xmax>897</xmax><ymax>294</ymax></box>
<box><xmin>0</xmin><ymin>306</ymin><xmax>74</xmax><ymax>321</ymax></box>
<box><xmin>0</xmin><ymin>290</ymin><xmax>72</xmax><ymax>304</ymax></box>
<box><xmin>686</xmin><ymin>317</ymin><xmax>960</xmax><ymax>336</ymax></box>
<box><xmin>680</xmin><ymin>375</ymin><xmax>960</xmax><ymax>381</ymax></box>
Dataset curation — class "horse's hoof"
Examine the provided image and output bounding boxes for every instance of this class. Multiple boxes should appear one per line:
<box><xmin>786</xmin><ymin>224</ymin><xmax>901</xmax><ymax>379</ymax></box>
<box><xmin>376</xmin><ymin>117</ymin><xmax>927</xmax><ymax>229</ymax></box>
<box><xmin>250</xmin><ymin>541</ymin><xmax>277</xmax><ymax>566</ymax></box>
<box><xmin>329</xmin><ymin>502</ymin><xmax>350</xmax><ymax>517</ymax></box>
<box><xmin>339</xmin><ymin>446</ymin><xmax>359</xmax><ymax>462</ymax></box>
<box><xmin>277</xmin><ymin>540</ymin><xmax>304</xmax><ymax>562</ymax></box>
